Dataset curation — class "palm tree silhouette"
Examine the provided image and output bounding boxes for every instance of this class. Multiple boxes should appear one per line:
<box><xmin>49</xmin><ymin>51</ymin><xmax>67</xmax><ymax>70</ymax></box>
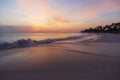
<box><xmin>82</xmin><ymin>22</ymin><xmax>120</xmax><ymax>34</ymax></box>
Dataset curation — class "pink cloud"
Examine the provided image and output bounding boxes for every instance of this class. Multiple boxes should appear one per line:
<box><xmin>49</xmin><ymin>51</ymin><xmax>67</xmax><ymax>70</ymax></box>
<box><xmin>74</xmin><ymin>0</ymin><xmax>120</xmax><ymax>19</ymax></box>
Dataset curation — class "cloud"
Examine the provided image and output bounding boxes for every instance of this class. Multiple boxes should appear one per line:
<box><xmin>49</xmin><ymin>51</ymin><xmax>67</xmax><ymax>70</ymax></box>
<box><xmin>53</xmin><ymin>16</ymin><xmax>66</xmax><ymax>23</ymax></box>
<box><xmin>0</xmin><ymin>25</ymin><xmax>33</xmax><ymax>33</ymax></box>
<box><xmin>11</xmin><ymin>0</ymin><xmax>67</xmax><ymax>26</ymax></box>
<box><xmin>4</xmin><ymin>0</ymin><xmax>120</xmax><ymax>32</ymax></box>
<box><xmin>73</xmin><ymin>0</ymin><xmax>120</xmax><ymax>19</ymax></box>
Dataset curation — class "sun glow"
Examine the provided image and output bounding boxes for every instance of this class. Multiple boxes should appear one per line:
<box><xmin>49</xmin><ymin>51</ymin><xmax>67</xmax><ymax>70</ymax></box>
<box><xmin>0</xmin><ymin>0</ymin><xmax>120</xmax><ymax>32</ymax></box>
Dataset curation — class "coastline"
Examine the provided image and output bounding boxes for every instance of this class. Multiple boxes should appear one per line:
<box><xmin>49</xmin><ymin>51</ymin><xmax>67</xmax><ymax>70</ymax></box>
<box><xmin>0</xmin><ymin>33</ymin><xmax>120</xmax><ymax>80</ymax></box>
<box><xmin>1</xmin><ymin>33</ymin><xmax>120</xmax><ymax>51</ymax></box>
<box><xmin>0</xmin><ymin>34</ymin><xmax>90</xmax><ymax>51</ymax></box>
<box><xmin>94</xmin><ymin>33</ymin><xmax>120</xmax><ymax>43</ymax></box>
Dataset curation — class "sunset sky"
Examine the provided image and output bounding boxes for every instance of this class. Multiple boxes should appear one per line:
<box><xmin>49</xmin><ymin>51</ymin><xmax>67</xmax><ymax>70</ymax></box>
<box><xmin>0</xmin><ymin>0</ymin><xmax>120</xmax><ymax>32</ymax></box>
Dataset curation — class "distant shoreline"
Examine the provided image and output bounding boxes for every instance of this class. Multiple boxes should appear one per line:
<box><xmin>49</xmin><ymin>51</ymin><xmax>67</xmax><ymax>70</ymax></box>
<box><xmin>81</xmin><ymin>22</ymin><xmax>120</xmax><ymax>34</ymax></box>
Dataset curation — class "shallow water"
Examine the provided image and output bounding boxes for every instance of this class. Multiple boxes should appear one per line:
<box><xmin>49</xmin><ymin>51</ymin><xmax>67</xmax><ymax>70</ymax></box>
<box><xmin>0</xmin><ymin>33</ymin><xmax>85</xmax><ymax>43</ymax></box>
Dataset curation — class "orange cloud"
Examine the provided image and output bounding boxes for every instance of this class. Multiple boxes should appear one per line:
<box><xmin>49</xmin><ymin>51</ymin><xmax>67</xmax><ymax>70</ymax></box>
<box><xmin>9</xmin><ymin>0</ymin><xmax>120</xmax><ymax>32</ymax></box>
<box><xmin>52</xmin><ymin>15</ymin><xmax>68</xmax><ymax>23</ymax></box>
<box><xmin>13</xmin><ymin>0</ymin><xmax>64</xmax><ymax>25</ymax></box>
<box><xmin>11</xmin><ymin>0</ymin><xmax>74</xmax><ymax>31</ymax></box>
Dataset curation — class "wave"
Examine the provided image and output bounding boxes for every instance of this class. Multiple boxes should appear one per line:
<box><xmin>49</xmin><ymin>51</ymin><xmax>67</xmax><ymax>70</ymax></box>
<box><xmin>0</xmin><ymin>34</ymin><xmax>96</xmax><ymax>51</ymax></box>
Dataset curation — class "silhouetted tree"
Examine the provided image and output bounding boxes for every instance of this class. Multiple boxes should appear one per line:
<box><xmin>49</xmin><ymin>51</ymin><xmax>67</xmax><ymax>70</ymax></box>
<box><xmin>82</xmin><ymin>22</ymin><xmax>120</xmax><ymax>34</ymax></box>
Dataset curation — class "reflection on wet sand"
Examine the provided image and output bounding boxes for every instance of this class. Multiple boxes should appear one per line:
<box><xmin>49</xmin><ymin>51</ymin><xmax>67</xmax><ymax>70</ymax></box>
<box><xmin>0</xmin><ymin>40</ymin><xmax>120</xmax><ymax>80</ymax></box>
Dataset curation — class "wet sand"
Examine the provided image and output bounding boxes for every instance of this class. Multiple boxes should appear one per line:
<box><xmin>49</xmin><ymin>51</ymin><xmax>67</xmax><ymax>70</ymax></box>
<box><xmin>0</xmin><ymin>34</ymin><xmax>120</xmax><ymax>80</ymax></box>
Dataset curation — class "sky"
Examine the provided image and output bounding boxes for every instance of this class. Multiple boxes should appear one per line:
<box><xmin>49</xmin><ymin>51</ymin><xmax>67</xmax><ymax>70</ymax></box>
<box><xmin>0</xmin><ymin>0</ymin><xmax>120</xmax><ymax>32</ymax></box>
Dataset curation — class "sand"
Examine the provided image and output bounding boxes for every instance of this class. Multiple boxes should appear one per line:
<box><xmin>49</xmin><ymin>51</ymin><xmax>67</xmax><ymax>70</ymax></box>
<box><xmin>0</xmin><ymin>33</ymin><xmax>120</xmax><ymax>80</ymax></box>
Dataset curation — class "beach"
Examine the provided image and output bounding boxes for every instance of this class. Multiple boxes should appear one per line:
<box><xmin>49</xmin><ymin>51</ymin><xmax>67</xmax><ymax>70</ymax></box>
<box><xmin>0</xmin><ymin>33</ymin><xmax>120</xmax><ymax>80</ymax></box>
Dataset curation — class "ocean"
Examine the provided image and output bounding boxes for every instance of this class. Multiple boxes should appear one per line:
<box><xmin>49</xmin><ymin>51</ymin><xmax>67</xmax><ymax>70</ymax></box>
<box><xmin>0</xmin><ymin>33</ymin><xmax>86</xmax><ymax>43</ymax></box>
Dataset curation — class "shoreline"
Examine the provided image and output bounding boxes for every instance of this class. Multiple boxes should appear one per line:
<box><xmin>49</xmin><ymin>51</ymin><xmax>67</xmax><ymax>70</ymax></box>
<box><xmin>0</xmin><ymin>34</ymin><xmax>91</xmax><ymax>51</ymax></box>
<box><xmin>0</xmin><ymin>33</ymin><xmax>120</xmax><ymax>52</ymax></box>
<box><xmin>0</xmin><ymin>33</ymin><xmax>120</xmax><ymax>51</ymax></box>
<box><xmin>0</xmin><ymin>33</ymin><xmax>120</xmax><ymax>80</ymax></box>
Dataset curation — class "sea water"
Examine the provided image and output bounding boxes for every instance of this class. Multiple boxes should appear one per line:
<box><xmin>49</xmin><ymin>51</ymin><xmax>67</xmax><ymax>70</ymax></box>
<box><xmin>0</xmin><ymin>33</ymin><xmax>87</xmax><ymax>43</ymax></box>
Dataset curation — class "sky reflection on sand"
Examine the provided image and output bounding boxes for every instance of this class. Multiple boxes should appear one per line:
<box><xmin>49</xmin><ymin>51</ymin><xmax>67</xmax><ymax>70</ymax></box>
<box><xmin>0</xmin><ymin>41</ymin><xmax>120</xmax><ymax>70</ymax></box>
<box><xmin>0</xmin><ymin>37</ymin><xmax>120</xmax><ymax>80</ymax></box>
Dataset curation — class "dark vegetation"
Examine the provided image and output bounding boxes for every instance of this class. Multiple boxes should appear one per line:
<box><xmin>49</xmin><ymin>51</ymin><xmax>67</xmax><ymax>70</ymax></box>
<box><xmin>81</xmin><ymin>22</ymin><xmax>120</xmax><ymax>34</ymax></box>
